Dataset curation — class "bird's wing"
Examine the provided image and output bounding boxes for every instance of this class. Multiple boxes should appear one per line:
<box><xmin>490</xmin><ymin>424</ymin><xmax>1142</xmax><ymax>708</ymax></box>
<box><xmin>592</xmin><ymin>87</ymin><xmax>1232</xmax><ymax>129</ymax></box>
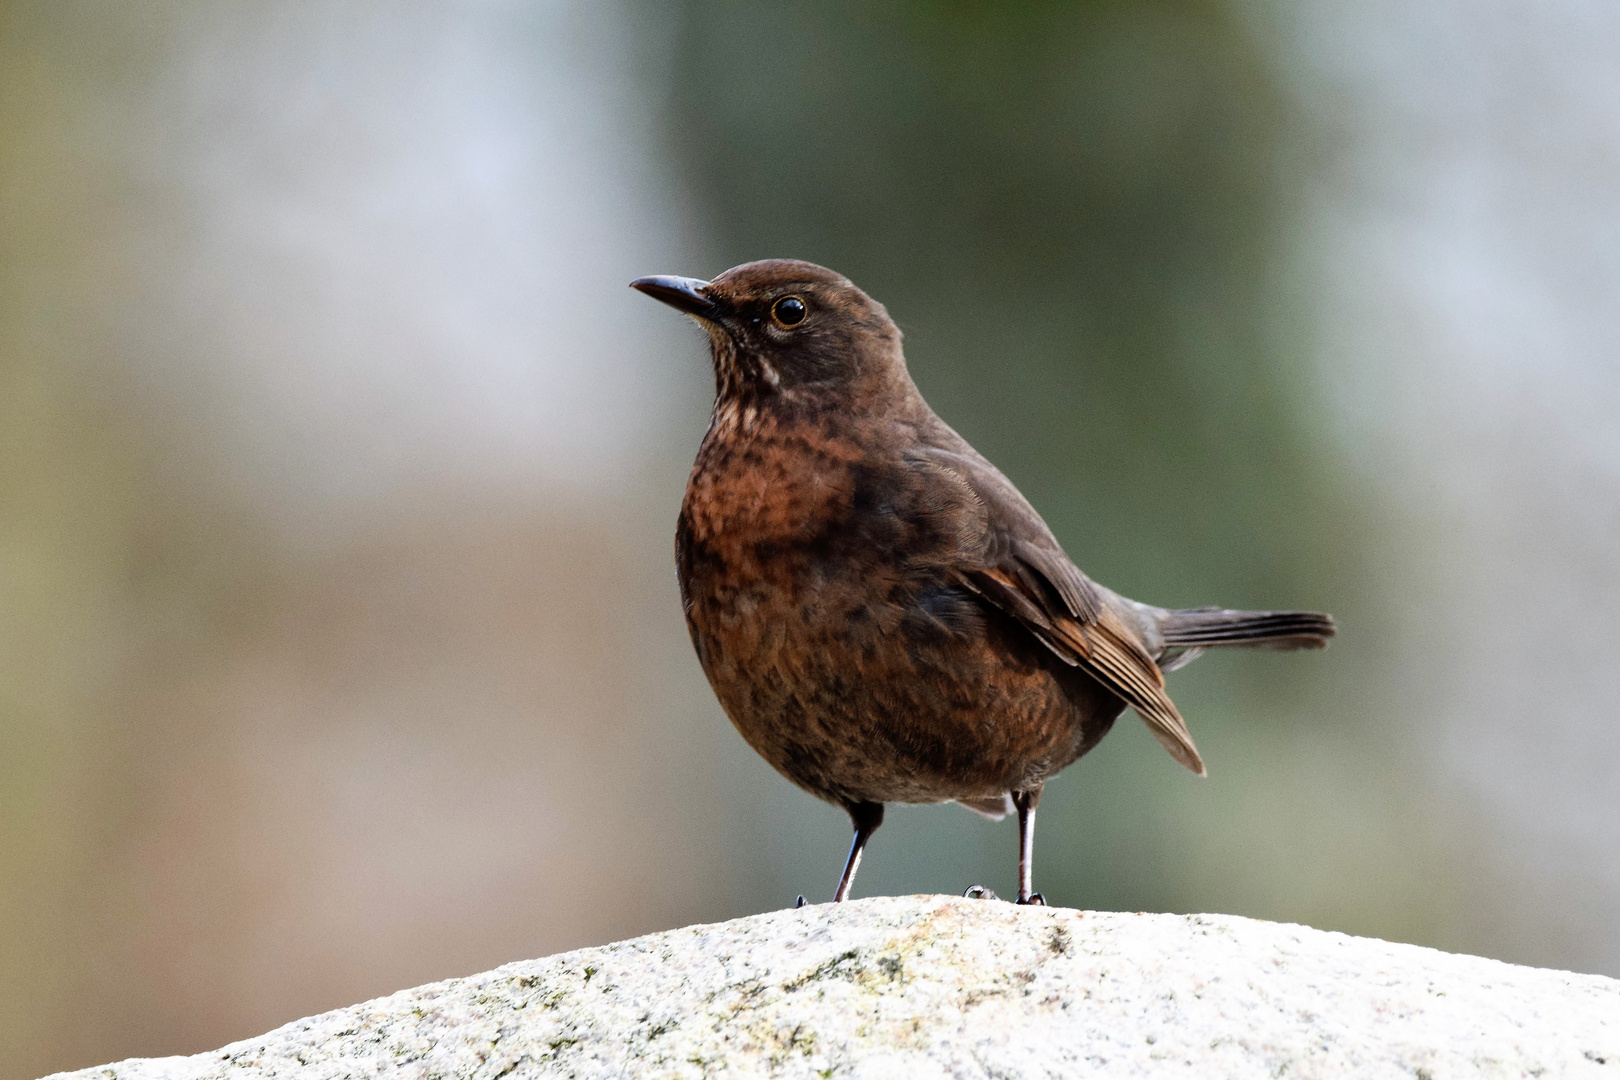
<box><xmin>905</xmin><ymin>446</ymin><xmax>1205</xmax><ymax>775</ymax></box>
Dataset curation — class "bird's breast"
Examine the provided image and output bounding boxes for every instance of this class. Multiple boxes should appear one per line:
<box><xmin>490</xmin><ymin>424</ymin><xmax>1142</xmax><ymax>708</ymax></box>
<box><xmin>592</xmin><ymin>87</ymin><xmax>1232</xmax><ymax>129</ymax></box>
<box><xmin>673</xmin><ymin>411</ymin><xmax>1114</xmax><ymax>805</ymax></box>
<box><xmin>677</xmin><ymin>414</ymin><xmax>912</xmax><ymax>653</ymax></box>
<box><xmin>681</xmin><ymin>416</ymin><xmax>886</xmax><ymax>573</ymax></box>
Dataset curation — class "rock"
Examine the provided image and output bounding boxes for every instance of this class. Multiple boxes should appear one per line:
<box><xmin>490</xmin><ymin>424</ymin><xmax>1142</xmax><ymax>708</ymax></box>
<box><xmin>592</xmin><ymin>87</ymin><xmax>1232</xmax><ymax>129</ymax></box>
<box><xmin>46</xmin><ymin>895</ymin><xmax>1620</xmax><ymax>1079</ymax></box>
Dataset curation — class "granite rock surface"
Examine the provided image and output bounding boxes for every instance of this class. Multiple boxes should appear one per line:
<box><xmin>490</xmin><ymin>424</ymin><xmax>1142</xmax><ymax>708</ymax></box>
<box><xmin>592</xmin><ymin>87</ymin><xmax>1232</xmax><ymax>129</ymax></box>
<box><xmin>48</xmin><ymin>895</ymin><xmax>1620</xmax><ymax>1079</ymax></box>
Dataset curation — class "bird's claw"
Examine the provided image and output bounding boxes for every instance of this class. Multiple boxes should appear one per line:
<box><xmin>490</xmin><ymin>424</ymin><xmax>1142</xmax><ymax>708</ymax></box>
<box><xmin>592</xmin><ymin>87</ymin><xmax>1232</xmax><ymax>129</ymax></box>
<box><xmin>963</xmin><ymin>885</ymin><xmax>999</xmax><ymax>900</ymax></box>
<box><xmin>1016</xmin><ymin>892</ymin><xmax>1046</xmax><ymax>906</ymax></box>
<box><xmin>794</xmin><ymin>895</ymin><xmax>808</xmax><ymax>909</ymax></box>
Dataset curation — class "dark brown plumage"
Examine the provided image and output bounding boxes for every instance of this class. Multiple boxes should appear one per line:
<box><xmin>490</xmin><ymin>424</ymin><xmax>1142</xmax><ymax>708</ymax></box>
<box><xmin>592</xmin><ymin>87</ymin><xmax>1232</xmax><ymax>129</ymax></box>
<box><xmin>632</xmin><ymin>259</ymin><xmax>1334</xmax><ymax>905</ymax></box>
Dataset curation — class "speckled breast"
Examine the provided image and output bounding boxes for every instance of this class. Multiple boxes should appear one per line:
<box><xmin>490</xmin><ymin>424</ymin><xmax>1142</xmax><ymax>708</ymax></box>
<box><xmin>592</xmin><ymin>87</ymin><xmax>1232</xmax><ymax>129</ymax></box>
<box><xmin>675</xmin><ymin>411</ymin><xmax>1122</xmax><ymax>808</ymax></box>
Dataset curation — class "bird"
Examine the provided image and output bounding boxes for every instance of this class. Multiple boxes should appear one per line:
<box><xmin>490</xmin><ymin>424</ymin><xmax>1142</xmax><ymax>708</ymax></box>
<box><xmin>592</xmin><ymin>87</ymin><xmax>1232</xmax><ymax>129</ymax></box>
<box><xmin>631</xmin><ymin>259</ymin><xmax>1334</xmax><ymax>906</ymax></box>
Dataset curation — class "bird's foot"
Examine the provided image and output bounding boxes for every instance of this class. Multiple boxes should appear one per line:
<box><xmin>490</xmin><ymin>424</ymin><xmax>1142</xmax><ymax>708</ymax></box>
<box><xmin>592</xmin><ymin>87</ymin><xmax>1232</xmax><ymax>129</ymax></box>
<box><xmin>794</xmin><ymin>895</ymin><xmax>808</xmax><ymax>909</ymax></box>
<box><xmin>1015</xmin><ymin>892</ymin><xmax>1046</xmax><ymax>906</ymax></box>
<box><xmin>963</xmin><ymin>885</ymin><xmax>999</xmax><ymax>900</ymax></box>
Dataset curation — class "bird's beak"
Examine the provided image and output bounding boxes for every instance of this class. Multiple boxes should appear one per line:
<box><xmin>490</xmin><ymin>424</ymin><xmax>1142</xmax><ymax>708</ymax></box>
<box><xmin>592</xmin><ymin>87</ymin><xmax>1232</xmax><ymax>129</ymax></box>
<box><xmin>630</xmin><ymin>275</ymin><xmax>721</xmax><ymax>320</ymax></box>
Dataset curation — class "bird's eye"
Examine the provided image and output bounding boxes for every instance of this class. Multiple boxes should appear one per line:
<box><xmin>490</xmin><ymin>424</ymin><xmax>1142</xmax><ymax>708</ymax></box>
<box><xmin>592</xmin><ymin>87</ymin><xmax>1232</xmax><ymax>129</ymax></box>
<box><xmin>771</xmin><ymin>296</ymin><xmax>807</xmax><ymax>328</ymax></box>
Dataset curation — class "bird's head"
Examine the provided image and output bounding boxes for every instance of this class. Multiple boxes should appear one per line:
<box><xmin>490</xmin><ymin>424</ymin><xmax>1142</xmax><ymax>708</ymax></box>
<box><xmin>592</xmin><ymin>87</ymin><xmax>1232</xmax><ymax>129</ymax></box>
<box><xmin>632</xmin><ymin>259</ymin><xmax>907</xmax><ymax>407</ymax></box>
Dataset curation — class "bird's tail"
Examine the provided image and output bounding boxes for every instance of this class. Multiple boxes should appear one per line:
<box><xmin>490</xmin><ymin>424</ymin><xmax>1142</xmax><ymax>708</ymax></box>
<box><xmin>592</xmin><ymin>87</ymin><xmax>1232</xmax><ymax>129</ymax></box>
<box><xmin>1159</xmin><ymin>607</ymin><xmax>1335</xmax><ymax>651</ymax></box>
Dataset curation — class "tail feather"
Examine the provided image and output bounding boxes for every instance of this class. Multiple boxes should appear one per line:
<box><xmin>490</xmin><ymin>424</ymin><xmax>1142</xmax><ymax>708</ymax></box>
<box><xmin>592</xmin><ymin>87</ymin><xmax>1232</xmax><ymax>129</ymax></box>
<box><xmin>1160</xmin><ymin>607</ymin><xmax>1335</xmax><ymax>651</ymax></box>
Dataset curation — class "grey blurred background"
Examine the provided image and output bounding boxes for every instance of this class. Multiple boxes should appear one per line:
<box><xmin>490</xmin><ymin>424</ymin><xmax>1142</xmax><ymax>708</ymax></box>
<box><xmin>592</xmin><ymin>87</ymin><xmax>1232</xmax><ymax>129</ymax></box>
<box><xmin>4</xmin><ymin>0</ymin><xmax>1619</xmax><ymax>1074</ymax></box>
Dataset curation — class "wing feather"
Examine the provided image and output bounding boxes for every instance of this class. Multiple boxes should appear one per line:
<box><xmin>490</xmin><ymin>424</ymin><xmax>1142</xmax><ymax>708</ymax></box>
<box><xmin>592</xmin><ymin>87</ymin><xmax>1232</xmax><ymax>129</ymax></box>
<box><xmin>910</xmin><ymin>443</ymin><xmax>1205</xmax><ymax>775</ymax></box>
<box><xmin>1051</xmin><ymin>615</ymin><xmax>1205</xmax><ymax>775</ymax></box>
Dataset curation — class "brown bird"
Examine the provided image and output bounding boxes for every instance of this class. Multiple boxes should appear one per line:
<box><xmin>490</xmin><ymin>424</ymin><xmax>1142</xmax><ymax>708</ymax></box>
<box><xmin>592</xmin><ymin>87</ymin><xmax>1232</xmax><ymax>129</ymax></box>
<box><xmin>632</xmin><ymin>260</ymin><xmax>1334</xmax><ymax>905</ymax></box>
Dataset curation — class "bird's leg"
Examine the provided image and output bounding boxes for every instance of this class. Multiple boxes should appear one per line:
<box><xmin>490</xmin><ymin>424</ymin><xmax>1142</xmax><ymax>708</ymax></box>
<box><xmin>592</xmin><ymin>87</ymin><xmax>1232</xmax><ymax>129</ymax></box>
<box><xmin>832</xmin><ymin>801</ymin><xmax>885</xmax><ymax>902</ymax></box>
<box><xmin>1014</xmin><ymin>786</ymin><xmax>1045</xmax><ymax>905</ymax></box>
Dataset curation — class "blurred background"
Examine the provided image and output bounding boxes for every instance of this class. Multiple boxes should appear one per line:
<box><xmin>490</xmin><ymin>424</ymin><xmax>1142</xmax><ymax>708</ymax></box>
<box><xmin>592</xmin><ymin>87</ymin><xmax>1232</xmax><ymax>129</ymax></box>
<box><xmin>4</xmin><ymin>0</ymin><xmax>1619</xmax><ymax>1074</ymax></box>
